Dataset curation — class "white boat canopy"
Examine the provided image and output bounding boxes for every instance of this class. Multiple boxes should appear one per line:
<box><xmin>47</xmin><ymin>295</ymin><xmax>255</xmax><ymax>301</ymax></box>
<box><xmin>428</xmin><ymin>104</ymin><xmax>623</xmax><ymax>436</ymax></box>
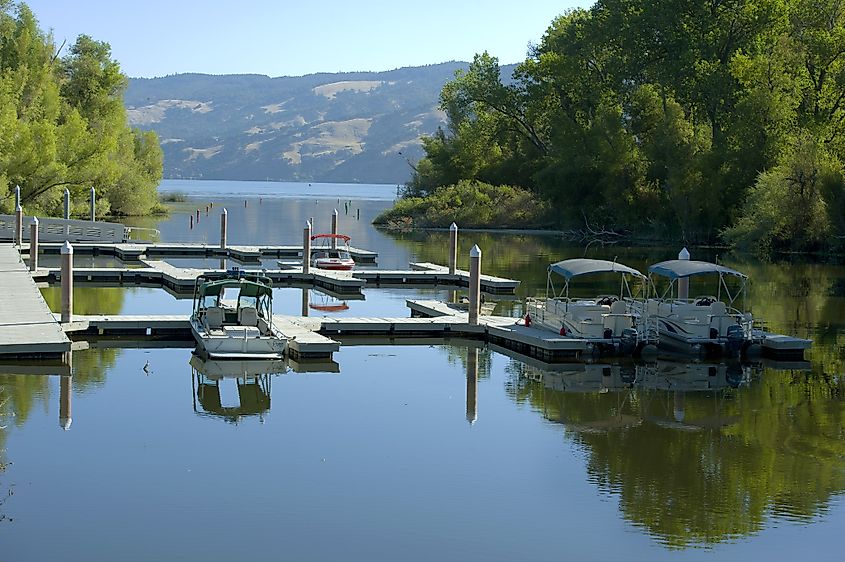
<box><xmin>648</xmin><ymin>260</ymin><xmax>747</xmax><ymax>280</ymax></box>
<box><xmin>549</xmin><ymin>258</ymin><xmax>646</xmax><ymax>280</ymax></box>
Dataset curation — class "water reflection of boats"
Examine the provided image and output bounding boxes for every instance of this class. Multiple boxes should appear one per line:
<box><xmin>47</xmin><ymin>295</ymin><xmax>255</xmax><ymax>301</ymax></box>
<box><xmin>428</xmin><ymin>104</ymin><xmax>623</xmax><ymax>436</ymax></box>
<box><xmin>190</xmin><ymin>354</ymin><xmax>287</xmax><ymax>424</ymax></box>
<box><xmin>526</xmin><ymin>359</ymin><xmax>755</xmax><ymax>394</ymax></box>
<box><xmin>308</xmin><ymin>290</ymin><xmax>349</xmax><ymax>313</ymax></box>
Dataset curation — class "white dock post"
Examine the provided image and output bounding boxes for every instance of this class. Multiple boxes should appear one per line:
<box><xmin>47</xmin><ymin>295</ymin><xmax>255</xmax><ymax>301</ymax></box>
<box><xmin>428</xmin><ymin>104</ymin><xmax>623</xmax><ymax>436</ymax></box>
<box><xmin>61</xmin><ymin>241</ymin><xmax>73</xmax><ymax>323</ymax></box>
<box><xmin>678</xmin><ymin>247</ymin><xmax>690</xmax><ymax>301</ymax></box>
<box><xmin>60</xmin><ymin>374</ymin><xmax>73</xmax><ymax>430</ymax></box>
<box><xmin>63</xmin><ymin>188</ymin><xmax>71</xmax><ymax>219</ymax></box>
<box><xmin>29</xmin><ymin>217</ymin><xmax>39</xmax><ymax>271</ymax></box>
<box><xmin>14</xmin><ymin>185</ymin><xmax>20</xmax><ymax>209</ymax></box>
<box><xmin>14</xmin><ymin>203</ymin><xmax>23</xmax><ymax>247</ymax></box>
<box><xmin>449</xmin><ymin>222</ymin><xmax>458</xmax><ymax>275</ymax></box>
<box><xmin>469</xmin><ymin>244</ymin><xmax>482</xmax><ymax>325</ymax></box>
<box><xmin>90</xmin><ymin>187</ymin><xmax>96</xmax><ymax>221</ymax></box>
<box><xmin>303</xmin><ymin>220</ymin><xmax>312</xmax><ymax>274</ymax></box>
<box><xmin>331</xmin><ymin>208</ymin><xmax>338</xmax><ymax>249</ymax></box>
<box><xmin>220</xmin><ymin>208</ymin><xmax>228</xmax><ymax>249</ymax></box>
<box><xmin>466</xmin><ymin>346</ymin><xmax>478</xmax><ymax>424</ymax></box>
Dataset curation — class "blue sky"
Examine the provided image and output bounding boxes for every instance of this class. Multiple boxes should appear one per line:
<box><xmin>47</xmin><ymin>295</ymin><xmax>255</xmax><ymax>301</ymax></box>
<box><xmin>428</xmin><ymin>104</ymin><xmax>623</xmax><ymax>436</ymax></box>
<box><xmin>21</xmin><ymin>0</ymin><xmax>587</xmax><ymax>78</ymax></box>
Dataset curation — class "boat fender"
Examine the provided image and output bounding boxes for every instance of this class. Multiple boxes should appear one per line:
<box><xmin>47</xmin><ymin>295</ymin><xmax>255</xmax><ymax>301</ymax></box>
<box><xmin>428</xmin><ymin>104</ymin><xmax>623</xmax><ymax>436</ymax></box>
<box><xmin>559</xmin><ymin>325</ymin><xmax>566</xmax><ymax>336</ymax></box>
<box><xmin>524</xmin><ymin>313</ymin><xmax>532</xmax><ymax>327</ymax></box>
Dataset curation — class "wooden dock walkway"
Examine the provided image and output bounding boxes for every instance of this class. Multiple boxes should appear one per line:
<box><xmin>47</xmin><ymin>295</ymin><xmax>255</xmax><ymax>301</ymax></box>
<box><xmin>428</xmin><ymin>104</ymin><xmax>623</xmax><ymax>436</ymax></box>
<box><xmin>0</xmin><ymin>244</ymin><xmax>70</xmax><ymax>358</ymax></box>
<box><xmin>30</xmin><ymin>242</ymin><xmax>378</xmax><ymax>264</ymax></box>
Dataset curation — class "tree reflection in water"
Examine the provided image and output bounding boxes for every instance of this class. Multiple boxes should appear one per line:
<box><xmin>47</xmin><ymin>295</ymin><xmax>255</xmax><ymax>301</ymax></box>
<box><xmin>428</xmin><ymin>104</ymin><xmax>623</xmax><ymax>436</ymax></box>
<box><xmin>507</xmin><ymin>359</ymin><xmax>845</xmax><ymax>548</ymax></box>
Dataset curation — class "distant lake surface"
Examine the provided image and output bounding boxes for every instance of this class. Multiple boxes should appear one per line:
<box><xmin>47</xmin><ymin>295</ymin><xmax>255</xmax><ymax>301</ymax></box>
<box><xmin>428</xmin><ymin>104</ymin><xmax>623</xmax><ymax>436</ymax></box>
<box><xmin>1</xmin><ymin>180</ymin><xmax>843</xmax><ymax>561</ymax></box>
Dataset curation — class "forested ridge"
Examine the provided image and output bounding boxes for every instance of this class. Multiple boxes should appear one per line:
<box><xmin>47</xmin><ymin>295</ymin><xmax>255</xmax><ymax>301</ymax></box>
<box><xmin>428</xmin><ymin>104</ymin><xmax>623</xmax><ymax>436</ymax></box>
<box><xmin>397</xmin><ymin>0</ymin><xmax>845</xmax><ymax>253</ymax></box>
<box><xmin>0</xmin><ymin>2</ymin><xmax>162</xmax><ymax>218</ymax></box>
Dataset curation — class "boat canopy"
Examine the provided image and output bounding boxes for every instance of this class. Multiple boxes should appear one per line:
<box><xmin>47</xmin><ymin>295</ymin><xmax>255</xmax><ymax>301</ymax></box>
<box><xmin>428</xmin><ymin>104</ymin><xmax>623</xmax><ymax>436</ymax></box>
<box><xmin>648</xmin><ymin>260</ymin><xmax>747</xmax><ymax>280</ymax></box>
<box><xmin>197</xmin><ymin>278</ymin><xmax>272</xmax><ymax>299</ymax></box>
<box><xmin>549</xmin><ymin>258</ymin><xmax>646</xmax><ymax>280</ymax></box>
<box><xmin>311</xmin><ymin>233</ymin><xmax>350</xmax><ymax>242</ymax></box>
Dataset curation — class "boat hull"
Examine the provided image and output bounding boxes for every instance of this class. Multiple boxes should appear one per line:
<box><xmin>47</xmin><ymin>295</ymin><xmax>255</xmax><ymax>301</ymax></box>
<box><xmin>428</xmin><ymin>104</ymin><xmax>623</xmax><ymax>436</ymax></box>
<box><xmin>190</xmin><ymin>320</ymin><xmax>287</xmax><ymax>360</ymax></box>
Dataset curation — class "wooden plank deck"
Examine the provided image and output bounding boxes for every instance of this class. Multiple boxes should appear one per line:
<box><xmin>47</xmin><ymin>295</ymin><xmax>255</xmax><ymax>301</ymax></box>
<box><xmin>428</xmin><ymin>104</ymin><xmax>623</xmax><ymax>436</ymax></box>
<box><xmin>0</xmin><ymin>244</ymin><xmax>70</xmax><ymax>358</ymax></box>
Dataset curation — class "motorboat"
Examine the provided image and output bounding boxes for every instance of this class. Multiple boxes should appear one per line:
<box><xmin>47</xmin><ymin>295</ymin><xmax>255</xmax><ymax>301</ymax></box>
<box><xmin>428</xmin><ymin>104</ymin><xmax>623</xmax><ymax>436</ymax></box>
<box><xmin>310</xmin><ymin>233</ymin><xmax>355</xmax><ymax>270</ymax></box>
<box><xmin>639</xmin><ymin>259</ymin><xmax>759</xmax><ymax>356</ymax></box>
<box><xmin>190</xmin><ymin>270</ymin><xmax>287</xmax><ymax>359</ymax></box>
<box><xmin>525</xmin><ymin>258</ymin><xmax>658</xmax><ymax>355</ymax></box>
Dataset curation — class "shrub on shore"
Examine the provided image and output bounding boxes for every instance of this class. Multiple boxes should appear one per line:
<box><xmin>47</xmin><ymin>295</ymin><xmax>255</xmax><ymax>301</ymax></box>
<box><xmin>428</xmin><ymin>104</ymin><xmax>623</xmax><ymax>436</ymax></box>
<box><xmin>374</xmin><ymin>180</ymin><xmax>551</xmax><ymax>229</ymax></box>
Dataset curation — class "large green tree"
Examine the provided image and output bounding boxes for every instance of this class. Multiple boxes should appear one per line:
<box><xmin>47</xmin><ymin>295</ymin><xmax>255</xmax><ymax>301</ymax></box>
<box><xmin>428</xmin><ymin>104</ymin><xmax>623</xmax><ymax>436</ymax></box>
<box><xmin>0</xmin><ymin>2</ymin><xmax>162</xmax><ymax>217</ymax></box>
<box><xmin>406</xmin><ymin>0</ymin><xmax>845</xmax><ymax>250</ymax></box>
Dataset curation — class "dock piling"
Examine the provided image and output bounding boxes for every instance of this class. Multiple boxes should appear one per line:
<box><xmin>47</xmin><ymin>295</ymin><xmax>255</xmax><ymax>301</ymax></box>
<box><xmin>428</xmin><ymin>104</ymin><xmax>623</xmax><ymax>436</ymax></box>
<box><xmin>469</xmin><ymin>245</ymin><xmax>482</xmax><ymax>325</ymax></box>
<box><xmin>449</xmin><ymin>222</ymin><xmax>458</xmax><ymax>275</ymax></box>
<box><xmin>678</xmin><ymin>247</ymin><xmax>690</xmax><ymax>301</ymax></box>
<box><xmin>61</xmin><ymin>241</ymin><xmax>73</xmax><ymax>323</ymax></box>
<box><xmin>90</xmin><ymin>187</ymin><xmax>96</xmax><ymax>221</ymax></box>
<box><xmin>14</xmin><ymin>185</ymin><xmax>20</xmax><ymax>209</ymax></box>
<box><xmin>14</xmin><ymin>203</ymin><xmax>23</xmax><ymax>247</ymax></box>
<box><xmin>63</xmin><ymin>188</ymin><xmax>70</xmax><ymax>220</ymax></box>
<box><xmin>331</xmin><ymin>209</ymin><xmax>338</xmax><ymax>249</ymax></box>
<box><xmin>220</xmin><ymin>208</ymin><xmax>228</xmax><ymax>249</ymax></box>
<box><xmin>29</xmin><ymin>217</ymin><xmax>39</xmax><ymax>271</ymax></box>
<box><xmin>303</xmin><ymin>220</ymin><xmax>312</xmax><ymax>274</ymax></box>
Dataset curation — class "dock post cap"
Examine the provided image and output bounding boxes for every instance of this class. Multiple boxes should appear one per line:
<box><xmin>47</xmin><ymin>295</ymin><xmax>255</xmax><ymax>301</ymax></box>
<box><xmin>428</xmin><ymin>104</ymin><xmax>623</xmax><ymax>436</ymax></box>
<box><xmin>64</xmin><ymin>187</ymin><xmax>70</xmax><ymax>194</ymax></box>
<box><xmin>679</xmin><ymin>247</ymin><xmax>690</xmax><ymax>260</ymax></box>
<box><xmin>470</xmin><ymin>244</ymin><xmax>481</xmax><ymax>258</ymax></box>
<box><xmin>305</xmin><ymin>219</ymin><xmax>312</xmax><ymax>228</ymax></box>
<box><xmin>31</xmin><ymin>216</ymin><xmax>39</xmax><ymax>225</ymax></box>
<box><xmin>222</xmin><ymin>208</ymin><xmax>227</xmax><ymax>215</ymax></box>
<box><xmin>333</xmin><ymin>208</ymin><xmax>338</xmax><ymax>215</ymax></box>
<box><xmin>15</xmin><ymin>203</ymin><xmax>21</xmax><ymax>212</ymax></box>
<box><xmin>61</xmin><ymin>240</ymin><xmax>74</xmax><ymax>255</ymax></box>
<box><xmin>450</xmin><ymin>222</ymin><xmax>458</xmax><ymax>231</ymax></box>
<box><xmin>60</xmin><ymin>416</ymin><xmax>72</xmax><ymax>430</ymax></box>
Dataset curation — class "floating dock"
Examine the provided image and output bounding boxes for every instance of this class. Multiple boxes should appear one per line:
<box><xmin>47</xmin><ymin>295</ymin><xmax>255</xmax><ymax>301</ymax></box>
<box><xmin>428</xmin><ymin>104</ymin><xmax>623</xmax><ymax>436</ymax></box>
<box><xmin>0</xmin><ymin>244</ymin><xmax>70</xmax><ymax>358</ymax></box>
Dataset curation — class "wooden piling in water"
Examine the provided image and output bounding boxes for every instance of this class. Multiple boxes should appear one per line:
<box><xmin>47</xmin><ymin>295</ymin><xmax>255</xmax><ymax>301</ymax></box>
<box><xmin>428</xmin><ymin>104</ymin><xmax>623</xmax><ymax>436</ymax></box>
<box><xmin>449</xmin><ymin>222</ymin><xmax>458</xmax><ymax>275</ymax></box>
<box><xmin>61</xmin><ymin>241</ymin><xmax>73</xmax><ymax>323</ymax></box>
<box><xmin>331</xmin><ymin>209</ymin><xmax>338</xmax><ymax>249</ymax></box>
<box><xmin>303</xmin><ymin>221</ymin><xmax>312</xmax><ymax>274</ymax></box>
<box><xmin>64</xmin><ymin>188</ymin><xmax>70</xmax><ymax>220</ymax></box>
<box><xmin>678</xmin><ymin>247</ymin><xmax>690</xmax><ymax>301</ymax></box>
<box><xmin>469</xmin><ymin>245</ymin><xmax>481</xmax><ymax>325</ymax></box>
<box><xmin>90</xmin><ymin>187</ymin><xmax>96</xmax><ymax>222</ymax></box>
<box><xmin>14</xmin><ymin>204</ymin><xmax>23</xmax><ymax>247</ymax></box>
<box><xmin>29</xmin><ymin>217</ymin><xmax>39</xmax><ymax>271</ymax></box>
<box><xmin>220</xmin><ymin>208</ymin><xmax>228</xmax><ymax>249</ymax></box>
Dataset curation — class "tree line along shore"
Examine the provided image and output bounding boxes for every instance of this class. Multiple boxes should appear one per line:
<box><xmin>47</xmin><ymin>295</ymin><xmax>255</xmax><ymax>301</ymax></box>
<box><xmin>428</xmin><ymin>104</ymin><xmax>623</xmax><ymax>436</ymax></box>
<box><xmin>377</xmin><ymin>0</ymin><xmax>845</xmax><ymax>256</ymax></box>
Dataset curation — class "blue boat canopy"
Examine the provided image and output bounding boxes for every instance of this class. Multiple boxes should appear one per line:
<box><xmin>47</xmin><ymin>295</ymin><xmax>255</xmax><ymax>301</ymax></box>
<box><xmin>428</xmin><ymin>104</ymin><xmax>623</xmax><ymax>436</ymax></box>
<box><xmin>549</xmin><ymin>258</ymin><xmax>646</xmax><ymax>280</ymax></box>
<box><xmin>648</xmin><ymin>260</ymin><xmax>747</xmax><ymax>280</ymax></box>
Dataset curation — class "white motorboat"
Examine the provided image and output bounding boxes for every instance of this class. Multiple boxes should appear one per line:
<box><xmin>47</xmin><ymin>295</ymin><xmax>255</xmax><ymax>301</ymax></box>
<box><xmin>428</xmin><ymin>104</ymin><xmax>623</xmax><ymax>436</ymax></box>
<box><xmin>310</xmin><ymin>233</ymin><xmax>355</xmax><ymax>270</ymax></box>
<box><xmin>639</xmin><ymin>260</ymin><xmax>758</xmax><ymax>356</ymax></box>
<box><xmin>190</xmin><ymin>271</ymin><xmax>287</xmax><ymax>359</ymax></box>
<box><xmin>525</xmin><ymin>258</ymin><xmax>658</xmax><ymax>355</ymax></box>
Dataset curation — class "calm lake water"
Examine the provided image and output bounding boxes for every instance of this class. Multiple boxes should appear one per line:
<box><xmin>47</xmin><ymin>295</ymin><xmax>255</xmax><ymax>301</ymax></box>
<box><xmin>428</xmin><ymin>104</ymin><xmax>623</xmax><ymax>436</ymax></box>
<box><xmin>1</xmin><ymin>179</ymin><xmax>843</xmax><ymax>561</ymax></box>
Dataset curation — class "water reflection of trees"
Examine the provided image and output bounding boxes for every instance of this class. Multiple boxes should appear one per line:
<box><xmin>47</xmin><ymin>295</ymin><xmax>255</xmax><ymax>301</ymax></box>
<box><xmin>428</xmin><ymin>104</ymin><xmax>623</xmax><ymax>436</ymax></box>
<box><xmin>507</xmin><ymin>361</ymin><xmax>845</xmax><ymax>548</ymax></box>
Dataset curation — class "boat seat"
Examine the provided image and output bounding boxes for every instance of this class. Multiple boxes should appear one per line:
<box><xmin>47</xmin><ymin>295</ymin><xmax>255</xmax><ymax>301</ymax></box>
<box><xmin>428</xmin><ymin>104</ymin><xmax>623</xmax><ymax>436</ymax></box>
<box><xmin>239</xmin><ymin>306</ymin><xmax>259</xmax><ymax>327</ymax></box>
<box><xmin>204</xmin><ymin>307</ymin><xmax>225</xmax><ymax>330</ymax></box>
<box><xmin>709</xmin><ymin>301</ymin><xmax>727</xmax><ymax>316</ymax></box>
<box><xmin>609</xmin><ymin>300</ymin><xmax>627</xmax><ymax>314</ymax></box>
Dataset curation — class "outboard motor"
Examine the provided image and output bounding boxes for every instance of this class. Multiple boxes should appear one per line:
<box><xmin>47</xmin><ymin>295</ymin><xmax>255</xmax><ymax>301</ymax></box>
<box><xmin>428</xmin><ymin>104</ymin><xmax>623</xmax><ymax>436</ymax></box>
<box><xmin>620</xmin><ymin>328</ymin><xmax>638</xmax><ymax>355</ymax></box>
<box><xmin>726</xmin><ymin>324</ymin><xmax>745</xmax><ymax>355</ymax></box>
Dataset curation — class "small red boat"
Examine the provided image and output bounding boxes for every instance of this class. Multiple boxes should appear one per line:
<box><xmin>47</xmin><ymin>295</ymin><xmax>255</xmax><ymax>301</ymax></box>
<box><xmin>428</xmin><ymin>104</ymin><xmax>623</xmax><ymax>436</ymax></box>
<box><xmin>310</xmin><ymin>234</ymin><xmax>355</xmax><ymax>271</ymax></box>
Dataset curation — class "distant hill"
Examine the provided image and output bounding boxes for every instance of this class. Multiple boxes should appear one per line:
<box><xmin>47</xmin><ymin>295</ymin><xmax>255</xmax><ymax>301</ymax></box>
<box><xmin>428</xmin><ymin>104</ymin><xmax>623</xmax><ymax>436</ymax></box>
<box><xmin>125</xmin><ymin>62</ymin><xmax>481</xmax><ymax>184</ymax></box>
